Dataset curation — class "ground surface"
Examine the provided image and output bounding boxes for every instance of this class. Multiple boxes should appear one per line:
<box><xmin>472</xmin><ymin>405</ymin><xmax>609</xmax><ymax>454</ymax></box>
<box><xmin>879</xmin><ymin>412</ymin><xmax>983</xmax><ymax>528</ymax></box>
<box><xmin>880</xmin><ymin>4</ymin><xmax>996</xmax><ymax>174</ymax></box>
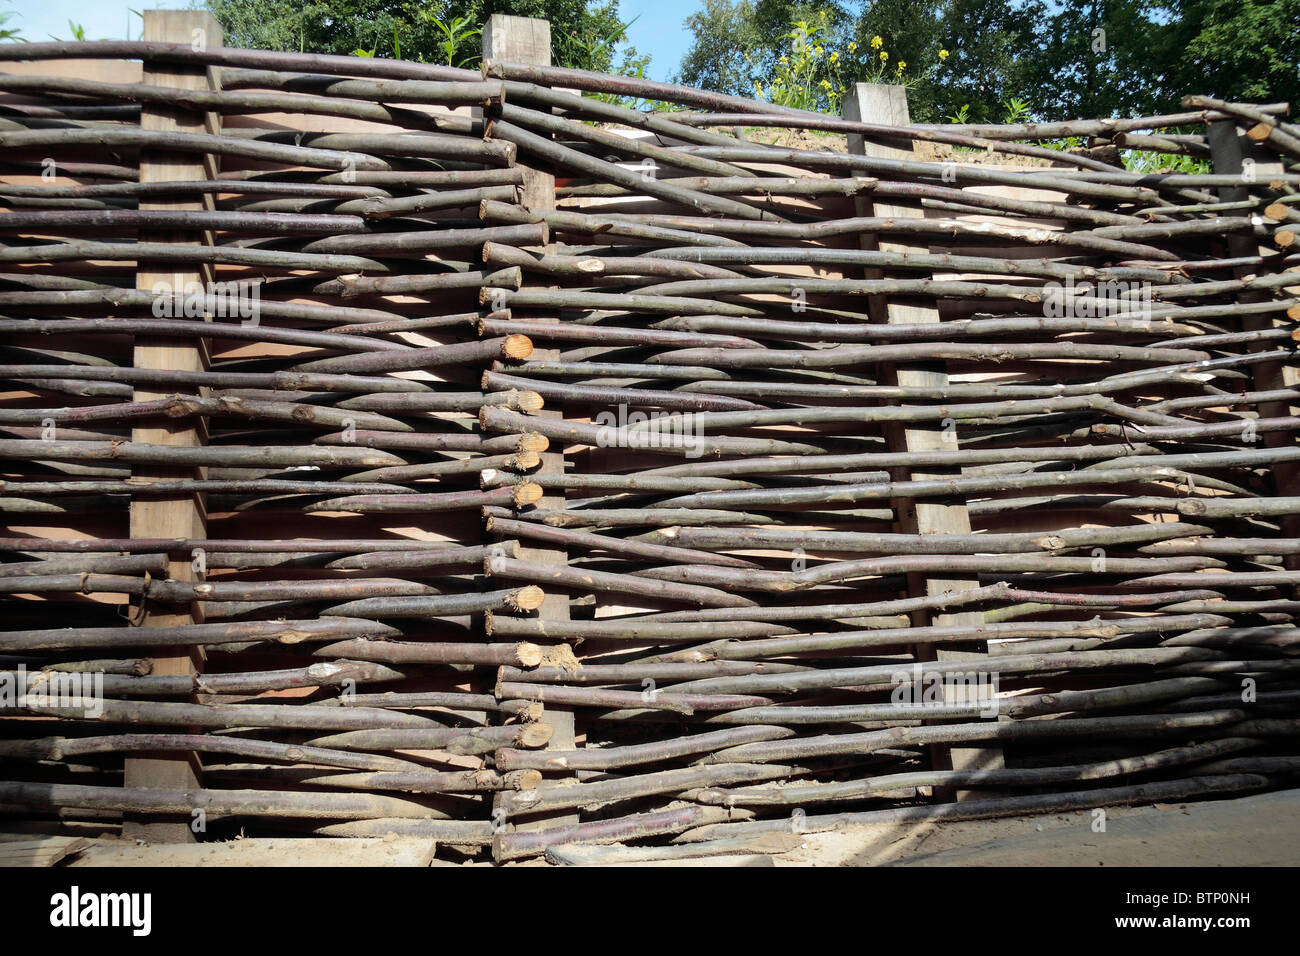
<box><xmin>27</xmin><ymin>789</ymin><xmax>1299</xmax><ymax>866</ymax></box>
<box><xmin>771</xmin><ymin>789</ymin><xmax>1300</xmax><ymax>866</ymax></box>
<box><xmin>708</xmin><ymin>126</ymin><xmax>1058</xmax><ymax>166</ymax></box>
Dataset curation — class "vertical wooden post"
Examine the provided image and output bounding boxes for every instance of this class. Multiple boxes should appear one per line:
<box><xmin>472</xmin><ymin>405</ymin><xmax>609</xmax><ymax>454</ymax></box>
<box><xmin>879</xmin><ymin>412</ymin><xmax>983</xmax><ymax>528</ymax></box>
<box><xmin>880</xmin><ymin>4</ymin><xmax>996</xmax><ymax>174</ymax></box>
<box><xmin>482</xmin><ymin>15</ymin><xmax>580</xmax><ymax>849</ymax></box>
<box><xmin>843</xmin><ymin>84</ymin><xmax>1003</xmax><ymax>792</ymax></box>
<box><xmin>122</xmin><ymin>9</ymin><xmax>222</xmax><ymax>843</ymax></box>
<box><xmin>1208</xmin><ymin>121</ymin><xmax>1300</xmax><ymax>561</ymax></box>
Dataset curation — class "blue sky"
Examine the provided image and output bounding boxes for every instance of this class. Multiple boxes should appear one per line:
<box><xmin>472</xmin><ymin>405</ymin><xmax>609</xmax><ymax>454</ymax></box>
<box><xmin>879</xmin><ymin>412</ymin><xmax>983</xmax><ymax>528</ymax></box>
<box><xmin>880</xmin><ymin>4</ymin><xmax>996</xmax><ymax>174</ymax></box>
<box><xmin>5</xmin><ymin>0</ymin><xmax>704</xmax><ymax>80</ymax></box>
<box><xmin>618</xmin><ymin>0</ymin><xmax>702</xmax><ymax>80</ymax></box>
<box><xmin>5</xmin><ymin>0</ymin><xmax>154</xmax><ymax>45</ymax></box>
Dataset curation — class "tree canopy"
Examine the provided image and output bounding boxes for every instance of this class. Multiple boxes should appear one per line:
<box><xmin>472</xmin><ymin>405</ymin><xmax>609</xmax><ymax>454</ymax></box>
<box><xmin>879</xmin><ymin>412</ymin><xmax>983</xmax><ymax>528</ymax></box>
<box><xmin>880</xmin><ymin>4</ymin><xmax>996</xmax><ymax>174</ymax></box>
<box><xmin>205</xmin><ymin>0</ymin><xmax>636</xmax><ymax>72</ymax></box>
<box><xmin>676</xmin><ymin>0</ymin><xmax>1300</xmax><ymax>122</ymax></box>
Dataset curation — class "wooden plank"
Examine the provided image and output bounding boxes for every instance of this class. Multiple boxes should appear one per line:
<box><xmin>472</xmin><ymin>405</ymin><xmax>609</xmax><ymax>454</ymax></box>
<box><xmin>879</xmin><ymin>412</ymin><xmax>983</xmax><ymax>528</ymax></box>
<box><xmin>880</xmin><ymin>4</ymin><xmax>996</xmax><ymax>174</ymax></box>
<box><xmin>482</xmin><ymin>15</ymin><xmax>579</xmax><ymax>852</ymax></box>
<box><xmin>0</xmin><ymin>836</ymin><xmax>89</xmax><ymax>868</ymax></box>
<box><xmin>546</xmin><ymin>832</ymin><xmax>799</xmax><ymax>865</ymax></box>
<box><xmin>1208</xmin><ymin>121</ymin><xmax>1300</xmax><ymax>571</ymax></box>
<box><xmin>576</xmin><ymin>855</ymin><xmax>776</xmax><ymax>868</ymax></box>
<box><xmin>843</xmin><ymin>84</ymin><xmax>1003</xmax><ymax>791</ymax></box>
<box><xmin>71</xmin><ymin>837</ymin><xmax>437</xmax><ymax>868</ymax></box>
<box><xmin>122</xmin><ymin>9</ymin><xmax>223</xmax><ymax>844</ymax></box>
<box><xmin>483</xmin><ymin>14</ymin><xmax>551</xmax><ymax>65</ymax></box>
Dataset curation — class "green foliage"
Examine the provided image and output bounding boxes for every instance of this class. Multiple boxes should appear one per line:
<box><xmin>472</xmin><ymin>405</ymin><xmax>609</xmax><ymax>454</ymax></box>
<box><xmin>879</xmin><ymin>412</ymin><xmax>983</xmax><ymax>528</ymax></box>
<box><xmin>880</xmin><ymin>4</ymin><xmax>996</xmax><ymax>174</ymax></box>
<box><xmin>49</xmin><ymin>20</ymin><xmax>88</xmax><ymax>42</ymax></box>
<box><xmin>849</xmin><ymin>0</ymin><xmax>954</xmax><ymax>119</ymax></box>
<box><xmin>947</xmin><ymin>91</ymin><xmax>1211</xmax><ymax>174</ymax></box>
<box><xmin>1165</xmin><ymin>0</ymin><xmax>1300</xmax><ymax>107</ymax></box>
<box><xmin>680</xmin><ymin>0</ymin><xmax>1300</xmax><ymax>124</ymax></box>
<box><xmin>1014</xmin><ymin>0</ymin><xmax>1163</xmax><ymax>120</ymax></box>
<box><xmin>0</xmin><ymin>8</ymin><xmax>24</xmax><ymax>43</ymax></box>
<box><xmin>978</xmin><ymin>0</ymin><xmax>1297</xmax><ymax>127</ymax></box>
<box><xmin>1001</xmin><ymin>96</ymin><xmax>1032</xmax><ymax>125</ymax></box>
<box><xmin>699</xmin><ymin>5</ymin><xmax>952</xmax><ymax>117</ymax></box>
<box><xmin>681</xmin><ymin>0</ymin><xmax>1032</xmax><ymax>122</ymax></box>
<box><xmin>205</xmin><ymin>0</ymin><xmax>637</xmax><ymax>73</ymax></box>
<box><xmin>753</xmin><ymin>16</ymin><xmax>848</xmax><ymax>112</ymax></box>
<box><xmin>677</xmin><ymin>0</ymin><xmax>858</xmax><ymax>94</ymax></box>
<box><xmin>429</xmin><ymin>15</ymin><xmax>481</xmax><ymax>68</ymax></box>
<box><xmin>1121</xmin><ymin>147</ymin><xmax>1212</xmax><ymax>174</ymax></box>
<box><xmin>920</xmin><ymin>0</ymin><xmax>1042</xmax><ymax>123</ymax></box>
<box><xmin>583</xmin><ymin>43</ymin><xmax>658</xmax><ymax>109</ymax></box>
<box><xmin>676</xmin><ymin>0</ymin><xmax>766</xmax><ymax>94</ymax></box>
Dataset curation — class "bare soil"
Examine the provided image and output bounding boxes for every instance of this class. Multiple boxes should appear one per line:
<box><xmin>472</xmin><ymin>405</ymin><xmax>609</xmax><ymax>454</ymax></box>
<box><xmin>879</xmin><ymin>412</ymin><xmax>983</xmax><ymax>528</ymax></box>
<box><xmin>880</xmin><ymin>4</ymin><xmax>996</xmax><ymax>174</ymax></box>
<box><xmin>706</xmin><ymin>126</ymin><xmax>1055</xmax><ymax>166</ymax></box>
<box><xmin>771</xmin><ymin>788</ymin><xmax>1300</xmax><ymax>866</ymax></box>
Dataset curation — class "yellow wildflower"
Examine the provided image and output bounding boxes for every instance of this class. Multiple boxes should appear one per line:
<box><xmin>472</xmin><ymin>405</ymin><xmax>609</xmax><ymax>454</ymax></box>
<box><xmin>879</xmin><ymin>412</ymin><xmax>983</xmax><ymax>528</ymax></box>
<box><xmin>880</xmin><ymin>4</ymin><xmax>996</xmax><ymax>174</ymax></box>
<box><xmin>813</xmin><ymin>45</ymin><xmax>823</xmax><ymax>54</ymax></box>
<box><xmin>829</xmin><ymin>51</ymin><xmax>839</xmax><ymax>63</ymax></box>
<box><xmin>939</xmin><ymin>48</ymin><xmax>949</xmax><ymax>60</ymax></box>
<box><xmin>897</xmin><ymin>60</ymin><xmax>906</xmax><ymax>72</ymax></box>
<box><xmin>879</xmin><ymin>50</ymin><xmax>887</xmax><ymax>62</ymax></box>
<box><xmin>870</xmin><ymin>35</ymin><xmax>882</xmax><ymax>49</ymax></box>
<box><xmin>848</xmin><ymin>41</ymin><xmax>857</xmax><ymax>52</ymax></box>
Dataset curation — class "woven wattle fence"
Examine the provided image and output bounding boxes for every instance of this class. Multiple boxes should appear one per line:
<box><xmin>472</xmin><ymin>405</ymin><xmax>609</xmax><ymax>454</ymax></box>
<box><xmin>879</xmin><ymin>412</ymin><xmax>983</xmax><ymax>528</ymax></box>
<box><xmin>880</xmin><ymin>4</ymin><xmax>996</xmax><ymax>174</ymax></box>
<box><xmin>0</xmin><ymin>14</ymin><xmax>1297</xmax><ymax>863</ymax></box>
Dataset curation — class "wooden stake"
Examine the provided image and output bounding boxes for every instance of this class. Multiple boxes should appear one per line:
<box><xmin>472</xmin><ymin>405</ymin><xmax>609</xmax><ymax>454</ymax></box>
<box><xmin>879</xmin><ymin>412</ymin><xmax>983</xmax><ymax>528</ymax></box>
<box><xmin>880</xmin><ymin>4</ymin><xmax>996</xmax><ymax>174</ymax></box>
<box><xmin>481</xmin><ymin>14</ymin><xmax>580</xmax><ymax>856</ymax></box>
<box><xmin>843</xmin><ymin>83</ymin><xmax>1004</xmax><ymax>794</ymax></box>
<box><xmin>123</xmin><ymin>9</ymin><xmax>223</xmax><ymax>843</ymax></box>
<box><xmin>1207</xmin><ymin>120</ymin><xmax>1300</xmax><ymax>580</ymax></box>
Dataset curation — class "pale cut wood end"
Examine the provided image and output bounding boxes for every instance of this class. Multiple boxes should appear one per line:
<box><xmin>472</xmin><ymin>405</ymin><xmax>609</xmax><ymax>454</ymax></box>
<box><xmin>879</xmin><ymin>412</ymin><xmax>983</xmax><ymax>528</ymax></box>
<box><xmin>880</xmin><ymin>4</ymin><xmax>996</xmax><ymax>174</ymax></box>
<box><xmin>513</xmin><ymin>481</ymin><xmax>544</xmax><ymax>507</ymax></box>
<box><xmin>511</xmin><ymin>585</ymin><xmax>545</xmax><ymax>611</ymax></box>
<box><xmin>518</xmin><ymin>431</ymin><xmax>549</xmax><ymax>454</ymax></box>
<box><xmin>502</xmin><ymin>333</ymin><xmax>533</xmax><ymax>360</ymax></box>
